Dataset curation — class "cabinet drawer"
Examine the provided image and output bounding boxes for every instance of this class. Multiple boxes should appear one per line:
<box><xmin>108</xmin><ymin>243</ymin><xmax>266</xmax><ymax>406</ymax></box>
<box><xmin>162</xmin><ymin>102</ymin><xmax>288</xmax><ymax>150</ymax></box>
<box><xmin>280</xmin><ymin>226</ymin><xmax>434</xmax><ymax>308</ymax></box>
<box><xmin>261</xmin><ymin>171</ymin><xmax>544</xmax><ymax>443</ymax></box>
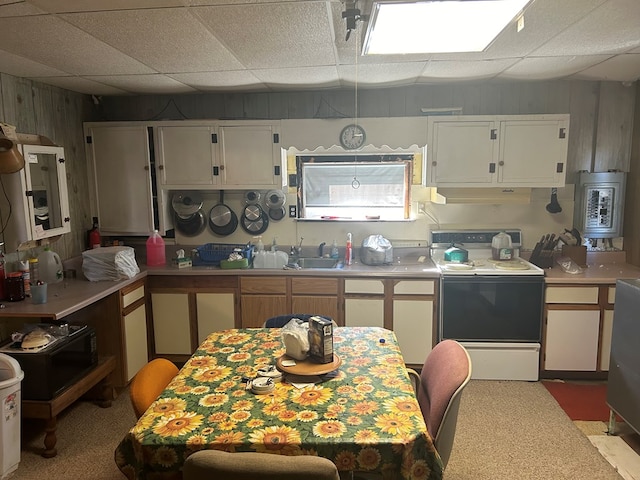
<box><xmin>291</xmin><ymin>277</ymin><xmax>338</xmax><ymax>295</ymax></box>
<box><xmin>241</xmin><ymin>276</ymin><xmax>287</xmax><ymax>294</ymax></box>
<box><xmin>545</xmin><ymin>286</ymin><xmax>599</xmax><ymax>304</ymax></box>
<box><xmin>122</xmin><ymin>284</ymin><xmax>145</xmax><ymax>309</ymax></box>
<box><xmin>345</xmin><ymin>279</ymin><xmax>384</xmax><ymax>294</ymax></box>
<box><xmin>394</xmin><ymin>280</ymin><xmax>435</xmax><ymax>295</ymax></box>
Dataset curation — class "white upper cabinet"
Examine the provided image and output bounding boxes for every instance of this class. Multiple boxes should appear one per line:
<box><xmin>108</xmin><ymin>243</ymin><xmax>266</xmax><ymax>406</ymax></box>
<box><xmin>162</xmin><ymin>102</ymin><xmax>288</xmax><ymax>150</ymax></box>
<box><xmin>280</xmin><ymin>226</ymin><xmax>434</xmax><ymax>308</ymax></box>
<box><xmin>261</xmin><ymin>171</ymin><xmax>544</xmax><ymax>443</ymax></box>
<box><xmin>217</xmin><ymin>121</ymin><xmax>283</xmax><ymax>189</ymax></box>
<box><xmin>155</xmin><ymin>124</ymin><xmax>218</xmax><ymax>188</ymax></box>
<box><xmin>84</xmin><ymin>123</ymin><xmax>172</xmax><ymax>236</ymax></box>
<box><xmin>154</xmin><ymin>120</ymin><xmax>283</xmax><ymax>190</ymax></box>
<box><xmin>427</xmin><ymin>115</ymin><xmax>569</xmax><ymax>188</ymax></box>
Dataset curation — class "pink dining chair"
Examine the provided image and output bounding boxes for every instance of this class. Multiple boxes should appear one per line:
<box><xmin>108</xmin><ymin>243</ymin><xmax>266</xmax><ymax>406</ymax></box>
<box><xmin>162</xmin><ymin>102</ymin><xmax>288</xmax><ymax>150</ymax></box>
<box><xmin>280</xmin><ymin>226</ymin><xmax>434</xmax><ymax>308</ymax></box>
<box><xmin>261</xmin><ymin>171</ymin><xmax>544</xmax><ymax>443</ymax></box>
<box><xmin>182</xmin><ymin>450</ymin><xmax>340</xmax><ymax>480</ymax></box>
<box><xmin>408</xmin><ymin>339</ymin><xmax>472</xmax><ymax>469</ymax></box>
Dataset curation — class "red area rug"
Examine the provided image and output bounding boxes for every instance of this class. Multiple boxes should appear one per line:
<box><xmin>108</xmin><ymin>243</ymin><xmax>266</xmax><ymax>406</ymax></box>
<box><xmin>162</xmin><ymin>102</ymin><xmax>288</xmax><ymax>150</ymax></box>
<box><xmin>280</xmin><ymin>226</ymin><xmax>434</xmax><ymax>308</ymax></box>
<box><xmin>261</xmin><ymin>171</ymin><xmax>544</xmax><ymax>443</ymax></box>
<box><xmin>542</xmin><ymin>381</ymin><xmax>612</xmax><ymax>422</ymax></box>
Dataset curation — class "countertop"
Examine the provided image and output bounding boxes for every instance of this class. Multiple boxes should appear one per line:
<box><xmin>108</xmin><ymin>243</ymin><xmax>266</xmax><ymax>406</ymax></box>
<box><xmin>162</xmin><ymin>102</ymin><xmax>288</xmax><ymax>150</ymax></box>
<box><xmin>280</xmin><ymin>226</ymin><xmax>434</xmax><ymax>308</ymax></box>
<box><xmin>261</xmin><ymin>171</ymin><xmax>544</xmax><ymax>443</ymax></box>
<box><xmin>2</xmin><ymin>250</ymin><xmax>638</xmax><ymax>320</ymax></box>
<box><xmin>537</xmin><ymin>251</ymin><xmax>640</xmax><ymax>285</ymax></box>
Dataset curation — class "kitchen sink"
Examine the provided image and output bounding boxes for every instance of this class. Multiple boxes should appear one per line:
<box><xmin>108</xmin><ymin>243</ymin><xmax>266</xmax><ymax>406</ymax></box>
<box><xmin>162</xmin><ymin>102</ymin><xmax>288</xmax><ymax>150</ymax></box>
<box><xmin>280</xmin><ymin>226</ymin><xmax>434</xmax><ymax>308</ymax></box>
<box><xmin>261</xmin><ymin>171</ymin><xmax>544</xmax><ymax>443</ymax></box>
<box><xmin>295</xmin><ymin>257</ymin><xmax>339</xmax><ymax>269</ymax></box>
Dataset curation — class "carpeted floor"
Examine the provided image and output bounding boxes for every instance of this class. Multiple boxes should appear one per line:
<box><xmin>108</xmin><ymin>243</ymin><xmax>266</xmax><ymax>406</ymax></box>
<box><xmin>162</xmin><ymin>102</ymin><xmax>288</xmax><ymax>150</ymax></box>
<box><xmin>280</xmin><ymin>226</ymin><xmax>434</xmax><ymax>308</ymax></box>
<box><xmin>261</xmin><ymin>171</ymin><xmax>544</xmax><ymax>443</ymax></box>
<box><xmin>10</xmin><ymin>380</ymin><xmax>625</xmax><ymax>480</ymax></box>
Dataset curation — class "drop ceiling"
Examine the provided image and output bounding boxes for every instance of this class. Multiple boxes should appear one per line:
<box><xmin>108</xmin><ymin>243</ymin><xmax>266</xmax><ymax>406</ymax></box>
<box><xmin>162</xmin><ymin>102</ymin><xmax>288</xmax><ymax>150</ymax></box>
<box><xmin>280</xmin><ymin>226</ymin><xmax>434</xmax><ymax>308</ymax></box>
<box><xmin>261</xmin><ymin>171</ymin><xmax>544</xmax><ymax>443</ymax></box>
<box><xmin>0</xmin><ymin>0</ymin><xmax>638</xmax><ymax>96</ymax></box>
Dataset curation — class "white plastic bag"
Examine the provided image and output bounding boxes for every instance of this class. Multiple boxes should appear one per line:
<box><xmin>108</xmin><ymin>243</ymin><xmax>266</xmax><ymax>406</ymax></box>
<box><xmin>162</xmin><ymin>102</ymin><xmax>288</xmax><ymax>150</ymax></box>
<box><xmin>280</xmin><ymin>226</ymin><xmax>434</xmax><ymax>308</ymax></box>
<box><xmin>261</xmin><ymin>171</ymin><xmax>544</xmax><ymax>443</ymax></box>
<box><xmin>280</xmin><ymin>318</ymin><xmax>310</xmax><ymax>360</ymax></box>
<box><xmin>82</xmin><ymin>246</ymin><xmax>140</xmax><ymax>281</ymax></box>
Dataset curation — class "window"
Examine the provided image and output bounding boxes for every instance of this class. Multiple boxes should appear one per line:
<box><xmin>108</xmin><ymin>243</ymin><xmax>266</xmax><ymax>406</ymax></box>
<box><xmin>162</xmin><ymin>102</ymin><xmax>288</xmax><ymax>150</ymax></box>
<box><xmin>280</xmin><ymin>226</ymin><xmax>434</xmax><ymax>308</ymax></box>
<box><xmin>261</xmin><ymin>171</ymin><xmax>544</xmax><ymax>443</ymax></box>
<box><xmin>297</xmin><ymin>155</ymin><xmax>413</xmax><ymax>220</ymax></box>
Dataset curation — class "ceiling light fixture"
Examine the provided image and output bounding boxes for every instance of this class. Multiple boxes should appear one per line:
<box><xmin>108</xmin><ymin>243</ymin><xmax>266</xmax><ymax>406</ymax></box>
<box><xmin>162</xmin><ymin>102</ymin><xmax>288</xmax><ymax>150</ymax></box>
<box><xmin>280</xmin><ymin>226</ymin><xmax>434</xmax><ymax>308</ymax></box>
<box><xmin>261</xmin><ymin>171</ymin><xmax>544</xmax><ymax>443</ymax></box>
<box><xmin>363</xmin><ymin>0</ymin><xmax>531</xmax><ymax>55</ymax></box>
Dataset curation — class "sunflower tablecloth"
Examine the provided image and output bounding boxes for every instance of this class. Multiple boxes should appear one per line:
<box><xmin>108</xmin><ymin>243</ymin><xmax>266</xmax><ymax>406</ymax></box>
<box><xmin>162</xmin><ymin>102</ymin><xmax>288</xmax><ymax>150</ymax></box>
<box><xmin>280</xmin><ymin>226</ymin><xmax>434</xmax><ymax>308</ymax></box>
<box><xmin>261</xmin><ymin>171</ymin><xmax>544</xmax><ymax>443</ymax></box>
<box><xmin>115</xmin><ymin>327</ymin><xmax>444</xmax><ymax>480</ymax></box>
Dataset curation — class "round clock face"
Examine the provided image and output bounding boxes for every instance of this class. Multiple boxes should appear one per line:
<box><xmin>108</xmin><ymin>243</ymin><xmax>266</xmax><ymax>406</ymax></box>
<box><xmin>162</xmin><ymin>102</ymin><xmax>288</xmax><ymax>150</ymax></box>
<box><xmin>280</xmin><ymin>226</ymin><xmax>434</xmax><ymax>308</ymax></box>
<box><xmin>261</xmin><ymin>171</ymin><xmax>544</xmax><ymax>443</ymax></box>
<box><xmin>340</xmin><ymin>124</ymin><xmax>366</xmax><ymax>150</ymax></box>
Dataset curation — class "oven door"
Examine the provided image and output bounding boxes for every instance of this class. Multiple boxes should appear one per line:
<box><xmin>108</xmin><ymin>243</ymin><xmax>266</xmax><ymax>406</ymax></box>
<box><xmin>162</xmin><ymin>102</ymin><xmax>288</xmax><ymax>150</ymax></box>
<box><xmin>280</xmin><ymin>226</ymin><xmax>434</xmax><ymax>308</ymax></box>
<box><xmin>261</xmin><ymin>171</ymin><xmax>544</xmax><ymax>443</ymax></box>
<box><xmin>439</xmin><ymin>275</ymin><xmax>544</xmax><ymax>342</ymax></box>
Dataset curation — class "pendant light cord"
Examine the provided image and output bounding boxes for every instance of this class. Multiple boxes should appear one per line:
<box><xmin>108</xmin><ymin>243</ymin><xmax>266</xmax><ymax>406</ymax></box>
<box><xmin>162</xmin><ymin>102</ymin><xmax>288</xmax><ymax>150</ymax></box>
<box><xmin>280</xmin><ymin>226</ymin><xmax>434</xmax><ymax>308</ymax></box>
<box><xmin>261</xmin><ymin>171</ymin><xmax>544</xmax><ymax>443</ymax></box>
<box><xmin>352</xmin><ymin>26</ymin><xmax>360</xmax><ymax>189</ymax></box>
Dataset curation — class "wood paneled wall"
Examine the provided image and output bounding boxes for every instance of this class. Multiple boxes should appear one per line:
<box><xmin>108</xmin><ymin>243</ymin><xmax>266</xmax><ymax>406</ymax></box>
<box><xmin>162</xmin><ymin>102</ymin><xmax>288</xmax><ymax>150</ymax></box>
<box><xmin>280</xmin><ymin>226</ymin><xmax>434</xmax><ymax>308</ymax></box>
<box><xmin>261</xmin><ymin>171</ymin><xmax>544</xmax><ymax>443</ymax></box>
<box><xmin>0</xmin><ymin>72</ymin><xmax>95</xmax><ymax>260</ymax></box>
<box><xmin>1</xmin><ymin>73</ymin><xmax>637</xmax><ymax>264</ymax></box>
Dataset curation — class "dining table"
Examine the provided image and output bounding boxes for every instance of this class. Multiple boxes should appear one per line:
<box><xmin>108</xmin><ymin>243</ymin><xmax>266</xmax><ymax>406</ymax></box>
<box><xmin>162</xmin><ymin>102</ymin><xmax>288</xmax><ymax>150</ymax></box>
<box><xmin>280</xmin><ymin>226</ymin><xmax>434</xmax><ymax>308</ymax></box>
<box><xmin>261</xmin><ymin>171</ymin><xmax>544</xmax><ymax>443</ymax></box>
<box><xmin>115</xmin><ymin>326</ymin><xmax>444</xmax><ymax>480</ymax></box>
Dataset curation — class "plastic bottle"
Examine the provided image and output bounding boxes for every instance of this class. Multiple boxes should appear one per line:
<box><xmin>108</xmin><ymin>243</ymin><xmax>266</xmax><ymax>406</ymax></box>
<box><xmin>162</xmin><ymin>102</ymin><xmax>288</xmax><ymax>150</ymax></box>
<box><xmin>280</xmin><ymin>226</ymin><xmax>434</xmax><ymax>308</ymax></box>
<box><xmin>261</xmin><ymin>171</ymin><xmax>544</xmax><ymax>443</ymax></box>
<box><xmin>330</xmin><ymin>240</ymin><xmax>339</xmax><ymax>259</ymax></box>
<box><xmin>345</xmin><ymin>233</ymin><xmax>353</xmax><ymax>265</ymax></box>
<box><xmin>38</xmin><ymin>247</ymin><xmax>63</xmax><ymax>284</ymax></box>
<box><xmin>255</xmin><ymin>236</ymin><xmax>264</xmax><ymax>252</ymax></box>
<box><xmin>29</xmin><ymin>257</ymin><xmax>39</xmax><ymax>285</ymax></box>
<box><xmin>19</xmin><ymin>260</ymin><xmax>30</xmax><ymax>296</ymax></box>
<box><xmin>88</xmin><ymin>216</ymin><xmax>101</xmax><ymax>249</ymax></box>
<box><xmin>146</xmin><ymin>230</ymin><xmax>166</xmax><ymax>266</ymax></box>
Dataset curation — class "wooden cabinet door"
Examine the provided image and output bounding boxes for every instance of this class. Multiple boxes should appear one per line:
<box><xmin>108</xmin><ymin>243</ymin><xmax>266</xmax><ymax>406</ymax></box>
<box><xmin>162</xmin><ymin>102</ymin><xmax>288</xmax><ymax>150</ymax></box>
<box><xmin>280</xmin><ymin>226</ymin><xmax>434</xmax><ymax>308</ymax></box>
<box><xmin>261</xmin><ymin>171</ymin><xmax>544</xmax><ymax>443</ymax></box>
<box><xmin>241</xmin><ymin>295</ymin><xmax>288</xmax><ymax>328</ymax></box>
<box><xmin>393</xmin><ymin>299</ymin><xmax>433</xmax><ymax>365</ymax></box>
<box><xmin>291</xmin><ymin>296</ymin><xmax>339</xmax><ymax>320</ymax></box>
<box><xmin>151</xmin><ymin>293</ymin><xmax>192</xmax><ymax>355</ymax></box>
<box><xmin>427</xmin><ymin>119</ymin><xmax>497</xmax><ymax>186</ymax></box>
<box><xmin>218</xmin><ymin>123</ymin><xmax>281</xmax><ymax>189</ymax></box>
<box><xmin>545</xmin><ymin>309</ymin><xmax>600</xmax><ymax>371</ymax></box>
<box><xmin>123</xmin><ymin>303</ymin><xmax>148</xmax><ymax>382</ymax></box>
<box><xmin>499</xmin><ymin>119</ymin><xmax>568</xmax><ymax>186</ymax></box>
<box><xmin>155</xmin><ymin>125</ymin><xmax>217</xmax><ymax>188</ymax></box>
<box><xmin>196</xmin><ymin>293</ymin><xmax>235</xmax><ymax>343</ymax></box>
<box><xmin>85</xmin><ymin>124</ymin><xmax>157</xmax><ymax>235</ymax></box>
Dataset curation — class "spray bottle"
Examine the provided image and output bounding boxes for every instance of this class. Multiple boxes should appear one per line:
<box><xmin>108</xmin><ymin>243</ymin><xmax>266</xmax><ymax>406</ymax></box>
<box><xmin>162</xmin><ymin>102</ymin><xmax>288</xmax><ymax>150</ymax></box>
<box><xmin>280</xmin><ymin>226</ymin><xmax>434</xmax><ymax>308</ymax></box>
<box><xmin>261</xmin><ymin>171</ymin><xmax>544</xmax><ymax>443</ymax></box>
<box><xmin>345</xmin><ymin>233</ymin><xmax>353</xmax><ymax>266</ymax></box>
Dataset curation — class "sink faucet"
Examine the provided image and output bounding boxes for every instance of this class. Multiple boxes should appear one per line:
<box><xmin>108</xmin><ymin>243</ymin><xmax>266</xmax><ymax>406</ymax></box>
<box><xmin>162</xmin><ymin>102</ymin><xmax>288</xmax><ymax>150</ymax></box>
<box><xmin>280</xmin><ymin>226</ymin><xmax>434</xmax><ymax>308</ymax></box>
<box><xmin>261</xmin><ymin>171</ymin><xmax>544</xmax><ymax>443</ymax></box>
<box><xmin>318</xmin><ymin>242</ymin><xmax>326</xmax><ymax>257</ymax></box>
<box><xmin>291</xmin><ymin>237</ymin><xmax>304</xmax><ymax>257</ymax></box>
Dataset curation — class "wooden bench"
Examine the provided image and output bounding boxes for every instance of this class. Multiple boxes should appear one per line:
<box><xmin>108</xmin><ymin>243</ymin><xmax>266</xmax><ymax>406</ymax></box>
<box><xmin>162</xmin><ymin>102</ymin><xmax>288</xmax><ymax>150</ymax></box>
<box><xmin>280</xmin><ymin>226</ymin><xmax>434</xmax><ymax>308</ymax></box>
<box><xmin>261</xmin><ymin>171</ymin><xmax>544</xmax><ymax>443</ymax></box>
<box><xmin>22</xmin><ymin>356</ymin><xmax>116</xmax><ymax>458</ymax></box>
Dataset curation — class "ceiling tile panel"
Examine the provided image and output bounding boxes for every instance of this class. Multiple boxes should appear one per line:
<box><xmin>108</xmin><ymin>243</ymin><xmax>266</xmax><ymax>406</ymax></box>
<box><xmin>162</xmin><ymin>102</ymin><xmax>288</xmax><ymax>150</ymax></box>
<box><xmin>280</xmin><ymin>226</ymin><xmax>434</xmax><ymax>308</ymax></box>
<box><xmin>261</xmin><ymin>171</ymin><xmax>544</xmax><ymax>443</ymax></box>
<box><xmin>338</xmin><ymin>63</ymin><xmax>426</xmax><ymax>87</ymax></box>
<box><xmin>499</xmin><ymin>55</ymin><xmax>613</xmax><ymax>80</ymax></box>
<box><xmin>61</xmin><ymin>8</ymin><xmax>245</xmax><ymax>73</ymax></box>
<box><xmin>168</xmin><ymin>70</ymin><xmax>267</xmax><ymax>91</ymax></box>
<box><xmin>27</xmin><ymin>0</ymin><xmax>185</xmax><ymax>13</ymax></box>
<box><xmin>0</xmin><ymin>1</ymin><xmax>45</xmax><ymax>17</ymax></box>
<box><xmin>192</xmin><ymin>2</ymin><xmax>336</xmax><ymax>69</ymax></box>
<box><xmin>532</xmin><ymin>0</ymin><xmax>640</xmax><ymax>56</ymax></box>
<box><xmin>0</xmin><ymin>15</ymin><xmax>154</xmax><ymax>75</ymax></box>
<box><xmin>419</xmin><ymin>59</ymin><xmax>519</xmax><ymax>81</ymax></box>
<box><xmin>0</xmin><ymin>49</ymin><xmax>69</xmax><ymax>77</ymax></box>
<box><xmin>29</xmin><ymin>76</ymin><xmax>130</xmax><ymax>95</ymax></box>
<box><xmin>84</xmin><ymin>74</ymin><xmax>198</xmax><ymax>94</ymax></box>
<box><xmin>572</xmin><ymin>53</ymin><xmax>640</xmax><ymax>82</ymax></box>
<box><xmin>256</xmin><ymin>66</ymin><xmax>340</xmax><ymax>90</ymax></box>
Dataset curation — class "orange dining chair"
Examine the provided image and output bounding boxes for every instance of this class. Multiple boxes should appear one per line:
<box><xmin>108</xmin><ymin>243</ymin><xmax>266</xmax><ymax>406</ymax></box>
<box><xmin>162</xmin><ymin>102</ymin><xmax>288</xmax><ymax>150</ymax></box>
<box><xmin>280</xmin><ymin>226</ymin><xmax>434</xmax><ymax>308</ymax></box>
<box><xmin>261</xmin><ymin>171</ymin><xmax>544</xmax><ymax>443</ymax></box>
<box><xmin>129</xmin><ymin>358</ymin><xmax>179</xmax><ymax>418</ymax></box>
<box><xmin>408</xmin><ymin>339</ymin><xmax>472</xmax><ymax>469</ymax></box>
<box><xmin>182</xmin><ymin>450</ymin><xmax>340</xmax><ymax>480</ymax></box>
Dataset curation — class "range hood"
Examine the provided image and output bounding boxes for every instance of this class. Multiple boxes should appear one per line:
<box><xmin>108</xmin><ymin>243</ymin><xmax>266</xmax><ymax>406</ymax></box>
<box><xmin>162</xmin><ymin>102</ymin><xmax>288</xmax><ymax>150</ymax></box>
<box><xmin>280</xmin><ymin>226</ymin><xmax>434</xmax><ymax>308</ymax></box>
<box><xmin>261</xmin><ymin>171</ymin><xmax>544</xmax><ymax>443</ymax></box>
<box><xmin>429</xmin><ymin>187</ymin><xmax>532</xmax><ymax>204</ymax></box>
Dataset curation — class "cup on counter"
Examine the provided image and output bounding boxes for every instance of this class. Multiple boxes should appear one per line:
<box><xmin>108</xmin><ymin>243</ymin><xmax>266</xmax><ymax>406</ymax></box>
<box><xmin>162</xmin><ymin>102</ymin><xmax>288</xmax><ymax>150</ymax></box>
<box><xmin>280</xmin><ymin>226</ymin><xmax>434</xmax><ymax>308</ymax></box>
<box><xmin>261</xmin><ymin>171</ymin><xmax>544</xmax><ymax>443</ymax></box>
<box><xmin>31</xmin><ymin>282</ymin><xmax>48</xmax><ymax>304</ymax></box>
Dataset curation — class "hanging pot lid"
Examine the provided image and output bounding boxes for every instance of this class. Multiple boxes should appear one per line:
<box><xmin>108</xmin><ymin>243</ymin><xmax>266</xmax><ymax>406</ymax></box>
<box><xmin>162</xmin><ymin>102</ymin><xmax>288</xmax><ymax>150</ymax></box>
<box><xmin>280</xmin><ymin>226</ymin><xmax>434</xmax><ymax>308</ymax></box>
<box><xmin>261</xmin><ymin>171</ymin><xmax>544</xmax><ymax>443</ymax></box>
<box><xmin>244</xmin><ymin>191</ymin><xmax>261</xmax><ymax>205</ymax></box>
<box><xmin>240</xmin><ymin>205</ymin><xmax>269</xmax><ymax>235</ymax></box>
<box><xmin>172</xmin><ymin>191</ymin><xmax>203</xmax><ymax>216</ymax></box>
<box><xmin>269</xmin><ymin>206</ymin><xmax>286</xmax><ymax>221</ymax></box>
<box><xmin>175</xmin><ymin>210</ymin><xmax>206</xmax><ymax>237</ymax></box>
<box><xmin>265</xmin><ymin>190</ymin><xmax>286</xmax><ymax>209</ymax></box>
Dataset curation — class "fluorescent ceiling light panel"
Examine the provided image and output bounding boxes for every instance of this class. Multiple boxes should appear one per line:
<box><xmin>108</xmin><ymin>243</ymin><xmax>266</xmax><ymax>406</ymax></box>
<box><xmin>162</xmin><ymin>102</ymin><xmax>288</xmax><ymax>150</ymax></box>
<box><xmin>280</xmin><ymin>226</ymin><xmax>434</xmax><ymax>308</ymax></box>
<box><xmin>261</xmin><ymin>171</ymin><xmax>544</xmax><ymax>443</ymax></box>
<box><xmin>363</xmin><ymin>0</ymin><xmax>531</xmax><ymax>55</ymax></box>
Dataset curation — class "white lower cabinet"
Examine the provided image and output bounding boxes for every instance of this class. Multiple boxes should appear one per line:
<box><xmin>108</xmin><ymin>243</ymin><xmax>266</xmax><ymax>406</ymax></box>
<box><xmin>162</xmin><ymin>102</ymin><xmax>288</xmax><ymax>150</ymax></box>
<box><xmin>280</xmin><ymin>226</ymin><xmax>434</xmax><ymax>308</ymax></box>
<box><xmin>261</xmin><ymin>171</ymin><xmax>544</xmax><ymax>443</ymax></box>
<box><xmin>393</xmin><ymin>299</ymin><xmax>433</xmax><ymax>365</ymax></box>
<box><xmin>123</xmin><ymin>304</ymin><xmax>148</xmax><ymax>382</ymax></box>
<box><xmin>344</xmin><ymin>299</ymin><xmax>385</xmax><ymax>328</ymax></box>
<box><xmin>151</xmin><ymin>293</ymin><xmax>192</xmax><ymax>355</ymax></box>
<box><xmin>344</xmin><ymin>279</ymin><xmax>385</xmax><ymax>328</ymax></box>
<box><xmin>545</xmin><ymin>309</ymin><xmax>600</xmax><ymax>371</ymax></box>
<box><xmin>196</xmin><ymin>293</ymin><xmax>235</xmax><ymax>344</ymax></box>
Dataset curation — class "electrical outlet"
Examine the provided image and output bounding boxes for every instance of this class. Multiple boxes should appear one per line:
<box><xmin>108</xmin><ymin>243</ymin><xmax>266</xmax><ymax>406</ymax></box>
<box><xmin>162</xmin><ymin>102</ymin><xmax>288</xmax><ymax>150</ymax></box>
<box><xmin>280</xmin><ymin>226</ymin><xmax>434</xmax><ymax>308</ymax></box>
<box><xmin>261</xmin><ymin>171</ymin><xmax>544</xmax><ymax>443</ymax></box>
<box><xmin>288</xmin><ymin>205</ymin><xmax>297</xmax><ymax>218</ymax></box>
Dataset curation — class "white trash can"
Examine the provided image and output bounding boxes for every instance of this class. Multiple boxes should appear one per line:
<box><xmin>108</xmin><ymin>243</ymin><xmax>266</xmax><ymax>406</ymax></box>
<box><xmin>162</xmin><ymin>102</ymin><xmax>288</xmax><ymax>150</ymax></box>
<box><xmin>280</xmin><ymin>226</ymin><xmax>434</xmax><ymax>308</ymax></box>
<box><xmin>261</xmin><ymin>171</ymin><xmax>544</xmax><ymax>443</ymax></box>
<box><xmin>0</xmin><ymin>354</ymin><xmax>23</xmax><ymax>479</ymax></box>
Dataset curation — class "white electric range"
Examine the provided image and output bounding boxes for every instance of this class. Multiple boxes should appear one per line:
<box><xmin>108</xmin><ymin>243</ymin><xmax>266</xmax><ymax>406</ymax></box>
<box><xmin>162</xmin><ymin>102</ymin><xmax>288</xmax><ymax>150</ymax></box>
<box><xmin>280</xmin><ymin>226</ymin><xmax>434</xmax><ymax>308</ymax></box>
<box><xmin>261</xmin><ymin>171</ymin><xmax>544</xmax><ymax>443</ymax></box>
<box><xmin>430</xmin><ymin>229</ymin><xmax>544</xmax><ymax>381</ymax></box>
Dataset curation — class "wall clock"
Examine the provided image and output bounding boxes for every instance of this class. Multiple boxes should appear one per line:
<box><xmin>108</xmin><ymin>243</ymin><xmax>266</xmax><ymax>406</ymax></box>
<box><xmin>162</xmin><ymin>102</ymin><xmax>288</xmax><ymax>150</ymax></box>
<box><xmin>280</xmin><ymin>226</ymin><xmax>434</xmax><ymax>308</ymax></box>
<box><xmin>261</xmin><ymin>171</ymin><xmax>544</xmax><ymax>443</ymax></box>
<box><xmin>339</xmin><ymin>124</ymin><xmax>366</xmax><ymax>150</ymax></box>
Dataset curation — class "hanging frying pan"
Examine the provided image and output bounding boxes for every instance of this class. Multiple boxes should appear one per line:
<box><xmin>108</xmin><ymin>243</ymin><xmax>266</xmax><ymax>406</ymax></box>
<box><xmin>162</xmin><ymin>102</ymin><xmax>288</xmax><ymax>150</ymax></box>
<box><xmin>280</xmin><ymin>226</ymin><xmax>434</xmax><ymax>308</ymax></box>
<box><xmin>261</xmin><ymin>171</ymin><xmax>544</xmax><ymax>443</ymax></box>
<box><xmin>240</xmin><ymin>204</ymin><xmax>269</xmax><ymax>235</ymax></box>
<box><xmin>208</xmin><ymin>191</ymin><xmax>238</xmax><ymax>236</ymax></box>
<box><xmin>175</xmin><ymin>210</ymin><xmax>206</xmax><ymax>237</ymax></box>
<box><xmin>268</xmin><ymin>206</ymin><xmax>286</xmax><ymax>221</ymax></box>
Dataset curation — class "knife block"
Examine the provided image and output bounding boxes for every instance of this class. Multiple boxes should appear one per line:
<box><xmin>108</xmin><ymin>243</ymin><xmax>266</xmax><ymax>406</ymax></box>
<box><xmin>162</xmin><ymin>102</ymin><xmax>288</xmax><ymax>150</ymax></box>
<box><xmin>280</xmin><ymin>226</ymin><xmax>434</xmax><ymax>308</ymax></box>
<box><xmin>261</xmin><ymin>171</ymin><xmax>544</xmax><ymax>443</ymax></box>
<box><xmin>561</xmin><ymin>245</ymin><xmax>587</xmax><ymax>267</ymax></box>
<box><xmin>529</xmin><ymin>251</ymin><xmax>554</xmax><ymax>269</ymax></box>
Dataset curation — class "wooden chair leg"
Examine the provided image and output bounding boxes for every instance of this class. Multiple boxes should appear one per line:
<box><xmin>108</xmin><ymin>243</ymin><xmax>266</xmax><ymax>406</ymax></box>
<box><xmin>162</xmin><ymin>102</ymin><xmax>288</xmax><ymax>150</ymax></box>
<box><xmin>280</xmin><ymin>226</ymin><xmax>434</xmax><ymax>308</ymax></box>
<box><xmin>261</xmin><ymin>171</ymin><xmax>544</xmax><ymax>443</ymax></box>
<box><xmin>42</xmin><ymin>417</ymin><xmax>58</xmax><ymax>458</ymax></box>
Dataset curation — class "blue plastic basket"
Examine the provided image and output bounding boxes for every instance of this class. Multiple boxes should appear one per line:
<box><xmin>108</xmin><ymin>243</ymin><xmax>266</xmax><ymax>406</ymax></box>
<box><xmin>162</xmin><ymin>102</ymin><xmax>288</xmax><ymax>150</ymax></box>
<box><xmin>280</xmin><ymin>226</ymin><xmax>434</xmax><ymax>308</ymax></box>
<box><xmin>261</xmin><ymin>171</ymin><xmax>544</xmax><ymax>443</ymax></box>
<box><xmin>195</xmin><ymin>243</ymin><xmax>254</xmax><ymax>266</ymax></box>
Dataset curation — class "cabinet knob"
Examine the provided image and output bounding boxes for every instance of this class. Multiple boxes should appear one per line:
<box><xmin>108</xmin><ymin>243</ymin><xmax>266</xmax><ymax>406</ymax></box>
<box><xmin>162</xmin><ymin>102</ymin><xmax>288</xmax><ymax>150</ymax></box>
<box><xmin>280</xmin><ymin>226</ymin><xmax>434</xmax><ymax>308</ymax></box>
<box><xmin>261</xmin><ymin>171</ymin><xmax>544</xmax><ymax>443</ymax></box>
<box><xmin>432</xmin><ymin>161</ymin><xmax>437</xmax><ymax>167</ymax></box>
<box><xmin>158</xmin><ymin>165</ymin><xmax>164</xmax><ymax>170</ymax></box>
<box><xmin>144</xmin><ymin>165</ymin><xmax>149</xmax><ymax>171</ymax></box>
<box><xmin>499</xmin><ymin>161</ymin><xmax>504</xmax><ymax>166</ymax></box>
